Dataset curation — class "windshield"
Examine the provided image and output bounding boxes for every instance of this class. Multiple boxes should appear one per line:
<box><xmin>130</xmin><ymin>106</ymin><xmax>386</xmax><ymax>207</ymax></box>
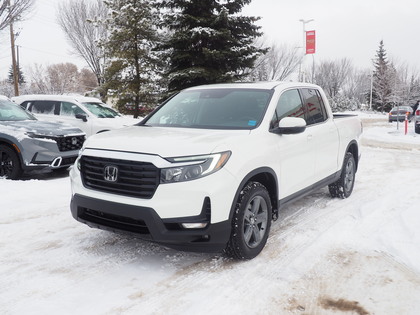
<box><xmin>82</xmin><ymin>102</ymin><xmax>119</xmax><ymax>118</ymax></box>
<box><xmin>0</xmin><ymin>100</ymin><xmax>36</xmax><ymax>121</ymax></box>
<box><xmin>143</xmin><ymin>88</ymin><xmax>272</xmax><ymax>129</ymax></box>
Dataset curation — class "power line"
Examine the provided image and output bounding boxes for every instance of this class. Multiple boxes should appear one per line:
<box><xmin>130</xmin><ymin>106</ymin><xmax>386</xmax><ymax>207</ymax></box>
<box><xmin>18</xmin><ymin>45</ymin><xmax>72</xmax><ymax>59</ymax></box>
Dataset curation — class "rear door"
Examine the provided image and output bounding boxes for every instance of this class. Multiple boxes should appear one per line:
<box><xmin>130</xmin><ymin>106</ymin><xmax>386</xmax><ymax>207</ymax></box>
<box><xmin>26</xmin><ymin>100</ymin><xmax>60</xmax><ymax>123</ymax></box>
<box><xmin>300</xmin><ymin>88</ymin><xmax>340</xmax><ymax>182</ymax></box>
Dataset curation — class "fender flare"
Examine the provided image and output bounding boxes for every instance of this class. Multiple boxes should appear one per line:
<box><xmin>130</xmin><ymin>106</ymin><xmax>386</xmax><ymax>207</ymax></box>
<box><xmin>343</xmin><ymin>140</ymin><xmax>360</xmax><ymax>171</ymax></box>
<box><xmin>227</xmin><ymin>167</ymin><xmax>278</xmax><ymax>223</ymax></box>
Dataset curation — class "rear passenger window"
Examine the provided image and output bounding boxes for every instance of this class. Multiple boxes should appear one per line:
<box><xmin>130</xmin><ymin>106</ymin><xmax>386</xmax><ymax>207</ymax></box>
<box><xmin>270</xmin><ymin>89</ymin><xmax>304</xmax><ymax>129</ymax></box>
<box><xmin>300</xmin><ymin>89</ymin><xmax>327</xmax><ymax>125</ymax></box>
<box><xmin>31</xmin><ymin>101</ymin><xmax>59</xmax><ymax>115</ymax></box>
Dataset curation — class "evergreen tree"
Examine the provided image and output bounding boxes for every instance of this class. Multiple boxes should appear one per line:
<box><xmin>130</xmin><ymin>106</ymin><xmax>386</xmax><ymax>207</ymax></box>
<box><xmin>159</xmin><ymin>0</ymin><xmax>265</xmax><ymax>92</ymax></box>
<box><xmin>371</xmin><ymin>40</ymin><xmax>393</xmax><ymax>112</ymax></box>
<box><xmin>102</xmin><ymin>0</ymin><xmax>161</xmax><ymax>118</ymax></box>
<box><xmin>407</xmin><ymin>75</ymin><xmax>420</xmax><ymax>105</ymax></box>
<box><xmin>8</xmin><ymin>64</ymin><xmax>26</xmax><ymax>85</ymax></box>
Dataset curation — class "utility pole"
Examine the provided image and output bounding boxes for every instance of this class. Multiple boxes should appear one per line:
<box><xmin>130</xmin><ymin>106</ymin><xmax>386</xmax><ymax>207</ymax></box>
<box><xmin>9</xmin><ymin>0</ymin><xmax>19</xmax><ymax>96</ymax></box>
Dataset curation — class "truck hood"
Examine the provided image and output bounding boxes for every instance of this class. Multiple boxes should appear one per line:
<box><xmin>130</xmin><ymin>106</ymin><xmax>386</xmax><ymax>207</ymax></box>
<box><xmin>0</xmin><ymin>119</ymin><xmax>84</xmax><ymax>136</ymax></box>
<box><xmin>84</xmin><ymin>125</ymin><xmax>250</xmax><ymax>157</ymax></box>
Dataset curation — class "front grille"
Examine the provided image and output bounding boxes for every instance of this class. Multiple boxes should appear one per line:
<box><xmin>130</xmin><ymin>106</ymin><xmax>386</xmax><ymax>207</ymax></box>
<box><xmin>80</xmin><ymin>208</ymin><xmax>150</xmax><ymax>234</ymax></box>
<box><xmin>56</xmin><ymin>135</ymin><xmax>85</xmax><ymax>152</ymax></box>
<box><xmin>80</xmin><ymin>156</ymin><xmax>159</xmax><ymax>199</ymax></box>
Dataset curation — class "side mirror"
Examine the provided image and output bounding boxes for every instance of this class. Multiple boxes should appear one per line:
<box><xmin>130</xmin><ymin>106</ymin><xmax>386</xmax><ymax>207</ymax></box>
<box><xmin>75</xmin><ymin>113</ymin><xmax>88</xmax><ymax>122</ymax></box>
<box><xmin>273</xmin><ymin>117</ymin><xmax>306</xmax><ymax>134</ymax></box>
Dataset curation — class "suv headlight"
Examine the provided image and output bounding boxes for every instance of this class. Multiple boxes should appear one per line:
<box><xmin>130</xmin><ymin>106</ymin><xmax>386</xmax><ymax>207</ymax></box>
<box><xmin>25</xmin><ymin>132</ymin><xmax>53</xmax><ymax>140</ymax></box>
<box><xmin>161</xmin><ymin>151</ymin><xmax>231</xmax><ymax>183</ymax></box>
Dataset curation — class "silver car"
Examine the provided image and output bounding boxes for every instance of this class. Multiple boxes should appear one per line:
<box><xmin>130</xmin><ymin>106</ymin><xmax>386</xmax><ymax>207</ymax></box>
<box><xmin>388</xmin><ymin>106</ymin><xmax>413</xmax><ymax>122</ymax></box>
<box><xmin>0</xmin><ymin>99</ymin><xmax>85</xmax><ymax>179</ymax></box>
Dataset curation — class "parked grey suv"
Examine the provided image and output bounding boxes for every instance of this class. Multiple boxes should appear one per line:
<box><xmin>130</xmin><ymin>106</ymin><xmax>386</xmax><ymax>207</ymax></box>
<box><xmin>0</xmin><ymin>99</ymin><xmax>85</xmax><ymax>179</ymax></box>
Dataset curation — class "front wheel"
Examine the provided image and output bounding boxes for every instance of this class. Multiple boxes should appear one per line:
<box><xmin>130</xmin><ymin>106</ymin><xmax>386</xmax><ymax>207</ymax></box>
<box><xmin>0</xmin><ymin>145</ymin><xmax>22</xmax><ymax>179</ymax></box>
<box><xmin>225</xmin><ymin>182</ymin><xmax>272</xmax><ymax>260</ymax></box>
<box><xmin>329</xmin><ymin>152</ymin><xmax>356</xmax><ymax>199</ymax></box>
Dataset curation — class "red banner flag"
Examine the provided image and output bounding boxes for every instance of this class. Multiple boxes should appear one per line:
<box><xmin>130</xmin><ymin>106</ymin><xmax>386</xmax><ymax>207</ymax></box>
<box><xmin>306</xmin><ymin>30</ymin><xmax>316</xmax><ymax>54</ymax></box>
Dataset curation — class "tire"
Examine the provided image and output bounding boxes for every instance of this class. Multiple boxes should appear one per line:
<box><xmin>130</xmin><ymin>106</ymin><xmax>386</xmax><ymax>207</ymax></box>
<box><xmin>415</xmin><ymin>125</ymin><xmax>420</xmax><ymax>134</ymax></box>
<box><xmin>225</xmin><ymin>182</ymin><xmax>272</xmax><ymax>260</ymax></box>
<box><xmin>0</xmin><ymin>145</ymin><xmax>22</xmax><ymax>180</ymax></box>
<box><xmin>329</xmin><ymin>152</ymin><xmax>356</xmax><ymax>199</ymax></box>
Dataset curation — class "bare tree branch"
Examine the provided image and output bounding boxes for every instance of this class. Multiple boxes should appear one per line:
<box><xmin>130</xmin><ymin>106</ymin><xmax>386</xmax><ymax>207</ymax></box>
<box><xmin>57</xmin><ymin>0</ymin><xmax>107</xmax><ymax>85</ymax></box>
<box><xmin>28</xmin><ymin>62</ymin><xmax>97</xmax><ymax>94</ymax></box>
<box><xmin>314</xmin><ymin>58</ymin><xmax>353</xmax><ymax>98</ymax></box>
<box><xmin>248</xmin><ymin>40</ymin><xmax>302</xmax><ymax>81</ymax></box>
<box><xmin>0</xmin><ymin>0</ymin><xmax>33</xmax><ymax>31</ymax></box>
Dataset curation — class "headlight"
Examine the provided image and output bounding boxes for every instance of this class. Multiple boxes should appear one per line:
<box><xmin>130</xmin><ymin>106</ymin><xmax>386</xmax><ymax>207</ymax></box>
<box><xmin>76</xmin><ymin>149</ymin><xmax>84</xmax><ymax>171</ymax></box>
<box><xmin>160</xmin><ymin>151</ymin><xmax>231</xmax><ymax>183</ymax></box>
<box><xmin>25</xmin><ymin>132</ymin><xmax>52</xmax><ymax>140</ymax></box>
<box><xmin>76</xmin><ymin>156</ymin><xmax>81</xmax><ymax>171</ymax></box>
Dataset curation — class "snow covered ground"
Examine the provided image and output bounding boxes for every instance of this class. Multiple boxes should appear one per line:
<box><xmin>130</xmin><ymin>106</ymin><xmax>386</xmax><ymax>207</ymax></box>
<box><xmin>1</xmin><ymin>113</ymin><xmax>420</xmax><ymax>315</ymax></box>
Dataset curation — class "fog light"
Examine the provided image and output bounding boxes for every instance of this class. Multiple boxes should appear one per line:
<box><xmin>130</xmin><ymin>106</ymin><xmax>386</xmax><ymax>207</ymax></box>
<box><xmin>181</xmin><ymin>223</ymin><xmax>208</xmax><ymax>229</ymax></box>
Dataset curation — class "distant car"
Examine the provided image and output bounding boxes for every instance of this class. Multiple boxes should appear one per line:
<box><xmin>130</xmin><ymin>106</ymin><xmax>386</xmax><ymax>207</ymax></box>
<box><xmin>415</xmin><ymin>108</ymin><xmax>420</xmax><ymax>134</ymax></box>
<box><xmin>12</xmin><ymin>94</ymin><xmax>137</xmax><ymax>137</ymax></box>
<box><xmin>0</xmin><ymin>99</ymin><xmax>85</xmax><ymax>179</ymax></box>
<box><xmin>388</xmin><ymin>106</ymin><xmax>413</xmax><ymax>122</ymax></box>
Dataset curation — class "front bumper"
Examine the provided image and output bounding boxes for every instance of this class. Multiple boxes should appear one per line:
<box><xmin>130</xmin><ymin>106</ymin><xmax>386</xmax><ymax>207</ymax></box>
<box><xmin>70</xmin><ymin>194</ymin><xmax>231</xmax><ymax>252</ymax></box>
<box><xmin>20</xmin><ymin>136</ymin><xmax>82</xmax><ymax>171</ymax></box>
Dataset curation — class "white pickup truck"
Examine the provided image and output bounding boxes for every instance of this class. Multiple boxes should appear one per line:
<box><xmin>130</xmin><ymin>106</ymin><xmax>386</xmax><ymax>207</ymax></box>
<box><xmin>70</xmin><ymin>82</ymin><xmax>362</xmax><ymax>259</ymax></box>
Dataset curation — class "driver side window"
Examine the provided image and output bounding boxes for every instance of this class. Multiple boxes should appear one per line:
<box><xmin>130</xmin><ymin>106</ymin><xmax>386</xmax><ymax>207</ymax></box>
<box><xmin>60</xmin><ymin>102</ymin><xmax>85</xmax><ymax>116</ymax></box>
<box><xmin>270</xmin><ymin>89</ymin><xmax>304</xmax><ymax>129</ymax></box>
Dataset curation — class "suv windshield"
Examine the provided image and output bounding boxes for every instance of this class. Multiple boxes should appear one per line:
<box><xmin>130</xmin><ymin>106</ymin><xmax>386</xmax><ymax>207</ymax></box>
<box><xmin>143</xmin><ymin>88</ymin><xmax>272</xmax><ymax>129</ymax></box>
<box><xmin>82</xmin><ymin>102</ymin><xmax>119</xmax><ymax>118</ymax></box>
<box><xmin>0</xmin><ymin>100</ymin><xmax>36</xmax><ymax>121</ymax></box>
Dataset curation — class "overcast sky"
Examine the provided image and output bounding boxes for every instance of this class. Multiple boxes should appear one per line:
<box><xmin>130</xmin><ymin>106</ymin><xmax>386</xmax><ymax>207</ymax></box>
<box><xmin>244</xmin><ymin>0</ymin><xmax>420</xmax><ymax>71</ymax></box>
<box><xmin>1</xmin><ymin>0</ymin><xmax>419</xmax><ymax>80</ymax></box>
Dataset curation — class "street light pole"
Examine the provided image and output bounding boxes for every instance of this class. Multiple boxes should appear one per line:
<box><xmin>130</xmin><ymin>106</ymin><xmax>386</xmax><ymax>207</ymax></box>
<box><xmin>298</xmin><ymin>19</ymin><xmax>314</xmax><ymax>82</ymax></box>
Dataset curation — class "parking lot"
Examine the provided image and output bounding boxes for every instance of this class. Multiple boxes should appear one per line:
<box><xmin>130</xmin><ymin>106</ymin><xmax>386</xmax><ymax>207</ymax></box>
<box><xmin>1</xmin><ymin>115</ymin><xmax>420</xmax><ymax>315</ymax></box>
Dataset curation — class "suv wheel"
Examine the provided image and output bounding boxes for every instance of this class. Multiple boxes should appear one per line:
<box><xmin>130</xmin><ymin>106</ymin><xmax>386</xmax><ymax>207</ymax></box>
<box><xmin>226</xmin><ymin>182</ymin><xmax>272</xmax><ymax>260</ymax></box>
<box><xmin>0</xmin><ymin>145</ymin><xmax>22</xmax><ymax>179</ymax></box>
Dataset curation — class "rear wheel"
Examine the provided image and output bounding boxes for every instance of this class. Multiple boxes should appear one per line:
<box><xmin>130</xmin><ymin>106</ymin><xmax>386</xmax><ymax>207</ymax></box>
<box><xmin>226</xmin><ymin>182</ymin><xmax>272</xmax><ymax>260</ymax></box>
<box><xmin>0</xmin><ymin>145</ymin><xmax>22</xmax><ymax>179</ymax></box>
<box><xmin>329</xmin><ymin>152</ymin><xmax>356</xmax><ymax>199</ymax></box>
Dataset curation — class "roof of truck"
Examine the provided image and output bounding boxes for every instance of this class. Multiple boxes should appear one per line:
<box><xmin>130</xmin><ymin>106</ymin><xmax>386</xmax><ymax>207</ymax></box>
<box><xmin>184</xmin><ymin>81</ymin><xmax>319</xmax><ymax>91</ymax></box>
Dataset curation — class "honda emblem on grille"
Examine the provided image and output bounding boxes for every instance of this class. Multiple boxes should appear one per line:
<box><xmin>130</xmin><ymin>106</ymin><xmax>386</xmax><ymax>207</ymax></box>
<box><xmin>104</xmin><ymin>165</ymin><xmax>118</xmax><ymax>182</ymax></box>
<box><xmin>71</xmin><ymin>137</ymin><xmax>78</xmax><ymax>145</ymax></box>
